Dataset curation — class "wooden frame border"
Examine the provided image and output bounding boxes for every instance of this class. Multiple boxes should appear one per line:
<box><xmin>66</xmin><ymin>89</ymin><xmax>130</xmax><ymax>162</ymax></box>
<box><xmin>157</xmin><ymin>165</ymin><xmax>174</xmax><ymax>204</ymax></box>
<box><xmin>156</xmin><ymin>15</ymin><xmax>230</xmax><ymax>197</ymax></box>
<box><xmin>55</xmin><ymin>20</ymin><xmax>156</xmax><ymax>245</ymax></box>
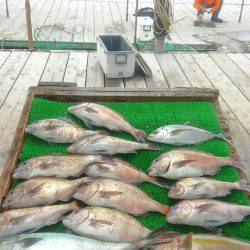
<box><xmin>1</xmin><ymin>86</ymin><xmax>239</xmax><ymax>209</ymax></box>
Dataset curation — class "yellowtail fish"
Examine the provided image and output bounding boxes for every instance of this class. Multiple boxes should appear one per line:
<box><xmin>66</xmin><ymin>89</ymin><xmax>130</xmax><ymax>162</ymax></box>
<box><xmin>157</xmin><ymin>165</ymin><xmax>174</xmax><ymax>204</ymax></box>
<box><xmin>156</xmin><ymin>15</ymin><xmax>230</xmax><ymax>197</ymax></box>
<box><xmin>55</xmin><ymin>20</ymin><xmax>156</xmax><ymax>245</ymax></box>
<box><xmin>68</xmin><ymin>134</ymin><xmax>160</xmax><ymax>155</ymax></box>
<box><xmin>25</xmin><ymin>118</ymin><xmax>106</xmax><ymax>143</ymax></box>
<box><xmin>148</xmin><ymin>148</ymin><xmax>244</xmax><ymax>180</ymax></box>
<box><xmin>3</xmin><ymin>177</ymin><xmax>86</xmax><ymax>208</ymax></box>
<box><xmin>73</xmin><ymin>177</ymin><xmax>169</xmax><ymax>216</ymax></box>
<box><xmin>147</xmin><ymin>125</ymin><xmax>231</xmax><ymax>145</ymax></box>
<box><xmin>166</xmin><ymin>199</ymin><xmax>250</xmax><ymax>232</ymax></box>
<box><xmin>68</xmin><ymin>103</ymin><xmax>147</xmax><ymax>142</ymax></box>
<box><xmin>168</xmin><ymin>177</ymin><xmax>250</xmax><ymax>199</ymax></box>
<box><xmin>0</xmin><ymin>202</ymin><xmax>78</xmax><ymax>238</ymax></box>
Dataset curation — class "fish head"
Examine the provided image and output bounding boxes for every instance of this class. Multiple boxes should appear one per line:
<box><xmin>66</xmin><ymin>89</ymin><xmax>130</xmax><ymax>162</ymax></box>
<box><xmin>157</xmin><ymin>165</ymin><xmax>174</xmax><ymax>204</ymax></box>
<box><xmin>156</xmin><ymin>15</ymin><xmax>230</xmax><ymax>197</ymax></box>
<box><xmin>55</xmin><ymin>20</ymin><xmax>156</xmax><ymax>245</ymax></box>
<box><xmin>167</xmin><ymin>201</ymin><xmax>192</xmax><ymax>224</ymax></box>
<box><xmin>148</xmin><ymin>156</ymin><xmax>170</xmax><ymax>176</ymax></box>
<box><xmin>25</xmin><ymin>120</ymin><xmax>45</xmax><ymax>133</ymax></box>
<box><xmin>147</xmin><ymin>127</ymin><xmax>168</xmax><ymax>143</ymax></box>
<box><xmin>168</xmin><ymin>183</ymin><xmax>186</xmax><ymax>198</ymax></box>
<box><xmin>73</xmin><ymin>178</ymin><xmax>99</xmax><ymax>200</ymax></box>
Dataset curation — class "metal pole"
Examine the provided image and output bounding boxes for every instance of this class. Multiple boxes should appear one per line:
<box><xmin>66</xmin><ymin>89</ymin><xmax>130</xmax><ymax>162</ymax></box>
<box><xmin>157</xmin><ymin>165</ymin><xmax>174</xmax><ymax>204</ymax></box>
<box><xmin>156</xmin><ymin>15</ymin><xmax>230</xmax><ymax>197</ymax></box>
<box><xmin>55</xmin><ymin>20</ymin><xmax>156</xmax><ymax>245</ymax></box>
<box><xmin>5</xmin><ymin>0</ymin><xmax>9</xmax><ymax>18</ymax></box>
<box><xmin>25</xmin><ymin>0</ymin><xmax>35</xmax><ymax>50</ymax></box>
<box><xmin>238</xmin><ymin>0</ymin><xmax>245</xmax><ymax>23</ymax></box>
<box><xmin>134</xmin><ymin>0</ymin><xmax>139</xmax><ymax>44</ymax></box>
<box><xmin>126</xmin><ymin>0</ymin><xmax>129</xmax><ymax>21</ymax></box>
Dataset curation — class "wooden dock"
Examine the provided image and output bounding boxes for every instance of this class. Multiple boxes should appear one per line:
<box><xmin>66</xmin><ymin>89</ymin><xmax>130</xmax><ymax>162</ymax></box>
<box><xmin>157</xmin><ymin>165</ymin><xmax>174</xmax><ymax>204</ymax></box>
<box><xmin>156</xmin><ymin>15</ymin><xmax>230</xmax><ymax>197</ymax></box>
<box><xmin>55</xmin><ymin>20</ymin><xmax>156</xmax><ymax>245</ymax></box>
<box><xmin>0</xmin><ymin>50</ymin><xmax>249</xmax><ymax>177</ymax></box>
<box><xmin>0</xmin><ymin>0</ymin><xmax>249</xmax><ymax>49</ymax></box>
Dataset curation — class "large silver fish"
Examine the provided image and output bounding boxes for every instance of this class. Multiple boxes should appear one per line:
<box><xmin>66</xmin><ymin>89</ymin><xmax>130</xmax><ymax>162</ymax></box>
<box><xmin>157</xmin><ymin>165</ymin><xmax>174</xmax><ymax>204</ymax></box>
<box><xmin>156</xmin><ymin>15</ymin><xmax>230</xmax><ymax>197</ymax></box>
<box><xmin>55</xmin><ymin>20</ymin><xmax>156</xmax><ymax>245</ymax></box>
<box><xmin>148</xmin><ymin>148</ymin><xmax>244</xmax><ymax>180</ymax></box>
<box><xmin>68</xmin><ymin>134</ymin><xmax>160</xmax><ymax>155</ymax></box>
<box><xmin>13</xmin><ymin>154</ymin><xmax>108</xmax><ymax>179</ymax></box>
<box><xmin>3</xmin><ymin>177</ymin><xmax>86</xmax><ymax>208</ymax></box>
<box><xmin>147</xmin><ymin>125</ymin><xmax>231</xmax><ymax>145</ymax></box>
<box><xmin>166</xmin><ymin>199</ymin><xmax>250</xmax><ymax>232</ymax></box>
<box><xmin>168</xmin><ymin>177</ymin><xmax>250</xmax><ymax>199</ymax></box>
<box><xmin>84</xmin><ymin>157</ymin><xmax>169</xmax><ymax>188</ymax></box>
<box><xmin>0</xmin><ymin>202</ymin><xmax>78</xmax><ymax>238</ymax></box>
<box><xmin>25</xmin><ymin>118</ymin><xmax>106</xmax><ymax>143</ymax></box>
<box><xmin>63</xmin><ymin>206</ymin><xmax>151</xmax><ymax>242</ymax></box>
<box><xmin>73</xmin><ymin>177</ymin><xmax>169</xmax><ymax>216</ymax></box>
<box><xmin>0</xmin><ymin>232</ymin><xmax>179</xmax><ymax>250</ymax></box>
<box><xmin>68</xmin><ymin>103</ymin><xmax>146</xmax><ymax>142</ymax></box>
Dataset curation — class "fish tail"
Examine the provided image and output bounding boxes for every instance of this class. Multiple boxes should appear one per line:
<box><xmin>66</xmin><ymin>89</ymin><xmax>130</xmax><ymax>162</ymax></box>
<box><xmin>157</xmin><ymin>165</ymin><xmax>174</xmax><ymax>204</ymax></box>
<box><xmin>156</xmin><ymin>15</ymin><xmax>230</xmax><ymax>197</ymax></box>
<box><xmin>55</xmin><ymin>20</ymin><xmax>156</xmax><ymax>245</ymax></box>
<box><xmin>234</xmin><ymin>180</ymin><xmax>250</xmax><ymax>192</ymax></box>
<box><xmin>68</xmin><ymin>201</ymin><xmax>80</xmax><ymax>211</ymax></box>
<box><xmin>228</xmin><ymin>157</ymin><xmax>247</xmax><ymax>179</ymax></box>
<box><xmin>131</xmin><ymin>129</ymin><xmax>147</xmax><ymax>142</ymax></box>
<box><xmin>159</xmin><ymin>204</ymin><xmax>170</xmax><ymax>215</ymax></box>
<box><xmin>148</xmin><ymin>176</ymin><xmax>170</xmax><ymax>189</ymax></box>
<box><xmin>144</xmin><ymin>143</ymin><xmax>162</xmax><ymax>151</ymax></box>
<box><xmin>134</xmin><ymin>228</ymin><xmax>179</xmax><ymax>248</ymax></box>
<box><xmin>216</xmin><ymin>133</ymin><xmax>233</xmax><ymax>146</ymax></box>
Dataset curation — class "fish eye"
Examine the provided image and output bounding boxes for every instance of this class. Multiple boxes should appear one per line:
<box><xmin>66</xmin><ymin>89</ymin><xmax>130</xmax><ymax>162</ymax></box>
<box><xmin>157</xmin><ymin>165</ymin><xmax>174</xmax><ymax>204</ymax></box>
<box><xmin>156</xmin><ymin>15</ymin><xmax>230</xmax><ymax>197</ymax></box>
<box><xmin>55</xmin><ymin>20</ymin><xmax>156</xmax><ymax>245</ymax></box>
<box><xmin>82</xmin><ymin>182</ymin><xmax>92</xmax><ymax>187</ymax></box>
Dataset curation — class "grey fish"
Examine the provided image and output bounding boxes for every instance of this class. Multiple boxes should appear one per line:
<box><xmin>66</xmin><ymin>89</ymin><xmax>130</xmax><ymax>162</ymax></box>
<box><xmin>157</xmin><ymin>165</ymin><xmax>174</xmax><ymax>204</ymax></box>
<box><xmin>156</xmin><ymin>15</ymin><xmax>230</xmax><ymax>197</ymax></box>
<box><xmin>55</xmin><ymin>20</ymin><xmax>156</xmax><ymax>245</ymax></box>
<box><xmin>13</xmin><ymin>154</ymin><xmax>109</xmax><ymax>179</ymax></box>
<box><xmin>3</xmin><ymin>177</ymin><xmax>86</xmax><ymax>208</ymax></box>
<box><xmin>147</xmin><ymin>148</ymin><xmax>244</xmax><ymax>180</ymax></box>
<box><xmin>68</xmin><ymin>103</ymin><xmax>147</xmax><ymax>142</ymax></box>
<box><xmin>147</xmin><ymin>124</ymin><xmax>231</xmax><ymax>145</ymax></box>
<box><xmin>166</xmin><ymin>199</ymin><xmax>250</xmax><ymax>232</ymax></box>
<box><xmin>84</xmin><ymin>157</ymin><xmax>169</xmax><ymax>188</ymax></box>
<box><xmin>25</xmin><ymin>118</ymin><xmax>106</xmax><ymax>143</ymax></box>
<box><xmin>0</xmin><ymin>232</ymin><xmax>179</xmax><ymax>250</ymax></box>
<box><xmin>168</xmin><ymin>177</ymin><xmax>250</xmax><ymax>199</ymax></box>
<box><xmin>63</xmin><ymin>206</ymin><xmax>151</xmax><ymax>242</ymax></box>
<box><xmin>68</xmin><ymin>134</ymin><xmax>160</xmax><ymax>155</ymax></box>
<box><xmin>73</xmin><ymin>177</ymin><xmax>169</xmax><ymax>216</ymax></box>
<box><xmin>0</xmin><ymin>202</ymin><xmax>78</xmax><ymax>238</ymax></box>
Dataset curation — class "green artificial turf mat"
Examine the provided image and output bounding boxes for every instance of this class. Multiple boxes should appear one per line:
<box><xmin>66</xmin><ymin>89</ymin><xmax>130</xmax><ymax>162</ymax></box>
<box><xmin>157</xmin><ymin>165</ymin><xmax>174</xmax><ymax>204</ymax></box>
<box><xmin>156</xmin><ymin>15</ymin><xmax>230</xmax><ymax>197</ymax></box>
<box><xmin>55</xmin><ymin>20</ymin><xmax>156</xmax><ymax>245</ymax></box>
<box><xmin>12</xmin><ymin>98</ymin><xmax>250</xmax><ymax>240</ymax></box>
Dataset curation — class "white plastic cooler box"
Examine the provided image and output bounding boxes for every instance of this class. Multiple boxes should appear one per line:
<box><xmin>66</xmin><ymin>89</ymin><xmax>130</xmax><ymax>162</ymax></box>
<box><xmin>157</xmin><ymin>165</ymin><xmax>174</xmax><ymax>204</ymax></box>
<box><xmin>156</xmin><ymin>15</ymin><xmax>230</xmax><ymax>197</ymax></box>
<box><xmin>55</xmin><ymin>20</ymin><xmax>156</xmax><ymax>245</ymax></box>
<box><xmin>97</xmin><ymin>35</ymin><xmax>137</xmax><ymax>79</ymax></box>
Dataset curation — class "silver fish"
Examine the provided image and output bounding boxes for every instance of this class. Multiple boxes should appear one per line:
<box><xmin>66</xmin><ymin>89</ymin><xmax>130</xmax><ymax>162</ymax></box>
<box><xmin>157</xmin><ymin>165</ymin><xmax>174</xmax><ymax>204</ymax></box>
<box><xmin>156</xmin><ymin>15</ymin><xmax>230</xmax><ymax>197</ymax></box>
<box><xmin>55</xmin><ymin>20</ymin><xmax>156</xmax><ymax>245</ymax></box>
<box><xmin>168</xmin><ymin>177</ymin><xmax>250</xmax><ymax>199</ymax></box>
<box><xmin>13</xmin><ymin>154</ymin><xmax>109</xmax><ymax>179</ymax></box>
<box><xmin>0</xmin><ymin>202</ymin><xmax>78</xmax><ymax>238</ymax></box>
<box><xmin>148</xmin><ymin>148</ymin><xmax>244</xmax><ymax>180</ymax></box>
<box><xmin>166</xmin><ymin>199</ymin><xmax>250</xmax><ymax>232</ymax></box>
<box><xmin>3</xmin><ymin>177</ymin><xmax>86</xmax><ymax>208</ymax></box>
<box><xmin>147</xmin><ymin>125</ymin><xmax>231</xmax><ymax>145</ymax></box>
<box><xmin>25</xmin><ymin>118</ymin><xmax>106</xmax><ymax>143</ymax></box>
<box><xmin>0</xmin><ymin>232</ymin><xmax>179</xmax><ymax>250</ymax></box>
<box><xmin>73</xmin><ymin>177</ymin><xmax>169</xmax><ymax>216</ymax></box>
<box><xmin>84</xmin><ymin>157</ymin><xmax>169</xmax><ymax>188</ymax></box>
<box><xmin>68</xmin><ymin>103</ymin><xmax>146</xmax><ymax>142</ymax></box>
<box><xmin>63</xmin><ymin>206</ymin><xmax>151</xmax><ymax>242</ymax></box>
<box><xmin>68</xmin><ymin>134</ymin><xmax>160</xmax><ymax>155</ymax></box>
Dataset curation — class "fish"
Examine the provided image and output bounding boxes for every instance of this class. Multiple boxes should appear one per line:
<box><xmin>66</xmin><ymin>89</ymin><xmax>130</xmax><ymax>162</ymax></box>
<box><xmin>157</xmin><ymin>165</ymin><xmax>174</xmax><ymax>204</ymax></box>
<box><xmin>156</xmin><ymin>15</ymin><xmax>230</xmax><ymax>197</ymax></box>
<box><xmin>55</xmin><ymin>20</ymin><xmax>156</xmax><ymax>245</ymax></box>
<box><xmin>63</xmin><ymin>206</ymin><xmax>151</xmax><ymax>242</ymax></box>
<box><xmin>147</xmin><ymin>124</ymin><xmax>231</xmax><ymax>145</ymax></box>
<box><xmin>168</xmin><ymin>177</ymin><xmax>250</xmax><ymax>199</ymax></box>
<box><xmin>73</xmin><ymin>177</ymin><xmax>169</xmax><ymax>216</ymax></box>
<box><xmin>67</xmin><ymin>134</ymin><xmax>160</xmax><ymax>155</ymax></box>
<box><xmin>13</xmin><ymin>154</ymin><xmax>109</xmax><ymax>179</ymax></box>
<box><xmin>68</xmin><ymin>103</ymin><xmax>147</xmax><ymax>142</ymax></box>
<box><xmin>166</xmin><ymin>199</ymin><xmax>250</xmax><ymax>232</ymax></box>
<box><xmin>83</xmin><ymin>157</ymin><xmax>169</xmax><ymax>188</ymax></box>
<box><xmin>3</xmin><ymin>177</ymin><xmax>86</xmax><ymax>208</ymax></box>
<box><xmin>0</xmin><ymin>202</ymin><xmax>78</xmax><ymax>238</ymax></box>
<box><xmin>0</xmin><ymin>232</ymin><xmax>180</xmax><ymax>250</ymax></box>
<box><xmin>147</xmin><ymin>148</ymin><xmax>244</xmax><ymax>180</ymax></box>
<box><xmin>25</xmin><ymin>118</ymin><xmax>106</xmax><ymax>143</ymax></box>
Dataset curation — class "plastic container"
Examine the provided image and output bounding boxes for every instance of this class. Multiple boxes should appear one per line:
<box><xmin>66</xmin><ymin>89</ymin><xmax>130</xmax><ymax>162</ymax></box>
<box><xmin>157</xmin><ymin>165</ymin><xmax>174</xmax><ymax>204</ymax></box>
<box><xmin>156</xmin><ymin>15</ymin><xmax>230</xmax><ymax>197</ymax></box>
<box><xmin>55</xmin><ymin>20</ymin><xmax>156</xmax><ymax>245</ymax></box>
<box><xmin>97</xmin><ymin>35</ymin><xmax>137</xmax><ymax>78</ymax></box>
<box><xmin>138</xmin><ymin>16</ymin><xmax>154</xmax><ymax>42</ymax></box>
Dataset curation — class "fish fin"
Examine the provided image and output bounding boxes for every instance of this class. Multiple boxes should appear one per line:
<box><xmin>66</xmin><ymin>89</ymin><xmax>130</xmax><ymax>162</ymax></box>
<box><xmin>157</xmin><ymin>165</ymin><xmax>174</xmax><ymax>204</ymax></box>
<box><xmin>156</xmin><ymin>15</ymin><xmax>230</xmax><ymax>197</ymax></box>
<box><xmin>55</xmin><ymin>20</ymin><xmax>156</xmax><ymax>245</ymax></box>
<box><xmin>170</xmin><ymin>128</ymin><xmax>188</xmax><ymax>136</ymax></box>
<box><xmin>27</xmin><ymin>183</ymin><xmax>45</xmax><ymax>196</ymax></box>
<box><xmin>131</xmin><ymin>129</ymin><xmax>147</xmax><ymax>142</ymax></box>
<box><xmin>95</xmin><ymin>130</ymin><xmax>109</xmax><ymax>136</ymax></box>
<box><xmin>160</xmin><ymin>205</ymin><xmax>170</xmax><ymax>215</ymax></box>
<box><xmin>196</xmin><ymin>203</ymin><xmax>216</xmax><ymax>213</ymax></box>
<box><xmin>85</xmin><ymin>106</ymin><xmax>99</xmax><ymax>114</ymax></box>
<box><xmin>184</xmin><ymin>121</ymin><xmax>192</xmax><ymax>126</ymax></box>
<box><xmin>145</xmin><ymin>143</ymin><xmax>161</xmax><ymax>151</ymax></box>
<box><xmin>148</xmin><ymin>227</ymin><xmax>179</xmax><ymax>240</ymax></box>
<box><xmin>99</xmin><ymin>191</ymin><xmax>123</xmax><ymax>199</ymax></box>
<box><xmin>17</xmin><ymin>237</ymin><xmax>43</xmax><ymax>248</ymax></box>
<box><xmin>181</xmin><ymin>232</ymin><xmax>193</xmax><ymax>250</ymax></box>
<box><xmin>95</xmin><ymin>164</ymin><xmax>111</xmax><ymax>173</ymax></box>
<box><xmin>9</xmin><ymin>215</ymin><xmax>31</xmax><ymax>225</ymax></box>
<box><xmin>216</xmin><ymin>133</ymin><xmax>233</xmax><ymax>146</ymax></box>
<box><xmin>89</xmin><ymin>218</ymin><xmax>113</xmax><ymax>228</ymax></box>
<box><xmin>229</xmin><ymin>158</ymin><xmax>247</xmax><ymax>179</ymax></box>
<box><xmin>57</xmin><ymin>117</ymin><xmax>76</xmax><ymax>125</ymax></box>
<box><xmin>94</xmin><ymin>149</ymin><xmax>109</xmax><ymax>154</ymax></box>
<box><xmin>84</xmin><ymin>120</ymin><xmax>94</xmax><ymax>129</ymax></box>
<box><xmin>100</xmin><ymin>156</ymin><xmax>117</xmax><ymax>166</ymax></box>
<box><xmin>234</xmin><ymin>180</ymin><xmax>250</xmax><ymax>192</ymax></box>
<box><xmin>173</xmin><ymin>159</ymin><xmax>195</xmax><ymax>168</ymax></box>
<box><xmin>149</xmin><ymin>176</ymin><xmax>170</xmax><ymax>189</ymax></box>
<box><xmin>190</xmin><ymin>182</ymin><xmax>207</xmax><ymax>189</ymax></box>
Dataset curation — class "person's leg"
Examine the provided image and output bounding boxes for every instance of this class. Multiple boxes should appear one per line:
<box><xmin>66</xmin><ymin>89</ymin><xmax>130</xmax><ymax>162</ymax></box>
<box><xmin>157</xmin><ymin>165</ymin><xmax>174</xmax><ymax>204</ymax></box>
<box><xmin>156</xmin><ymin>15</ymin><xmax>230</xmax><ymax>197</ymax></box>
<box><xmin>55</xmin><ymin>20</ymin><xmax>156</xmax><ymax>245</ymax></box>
<box><xmin>212</xmin><ymin>0</ymin><xmax>223</xmax><ymax>20</ymax></box>
<box><xmin>197</xmin><ymin>2</ymin><xmax>209</xmax><ymax>16</ymax></box>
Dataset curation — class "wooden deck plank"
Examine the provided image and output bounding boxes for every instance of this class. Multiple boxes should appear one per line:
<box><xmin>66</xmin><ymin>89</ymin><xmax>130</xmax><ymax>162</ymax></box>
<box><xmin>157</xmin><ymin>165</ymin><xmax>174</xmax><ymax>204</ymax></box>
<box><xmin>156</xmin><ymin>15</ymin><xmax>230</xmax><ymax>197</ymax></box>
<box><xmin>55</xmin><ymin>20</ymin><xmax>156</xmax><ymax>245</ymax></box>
<box><xmin>192</xmin><ymin>53</ymin><xmax>250</xmax><ymax>133</ymax></box>
<box><xmin>41</xmin><ymin>52</ymin><xmax>69</xmax><ymax>82</ymax></box>
<box><xmin>227</xmin><ymin>53</ymin><xmax>250</xmax><ymax>76</ymax></box>
<box><xmin>83</xmin><ymin>1</ymin><xmax>95</xmax><ymax>42</ymax></box>
<box><xmin>64</xmin><ymin>51</ymin><xmax>88</xmax><ymax>88</ymax></box>
<box><xmin>73</xmin><ymin>1</ymin><xmax>85</xmax><ymax>42</ymax></box>
<box><xmin>101</xmin><ymin>1</ymin><xmax>115</xmax><ymax>35</ymax></box>
<box><xmin>0</xmin><ymin>51</ymin><xmax>11</xmax><ymax>69</ymax></box>
<box><xmin>93</xmin><ymin>1</ymin><xmax>105</xmax><ymax>38</ymax></box>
